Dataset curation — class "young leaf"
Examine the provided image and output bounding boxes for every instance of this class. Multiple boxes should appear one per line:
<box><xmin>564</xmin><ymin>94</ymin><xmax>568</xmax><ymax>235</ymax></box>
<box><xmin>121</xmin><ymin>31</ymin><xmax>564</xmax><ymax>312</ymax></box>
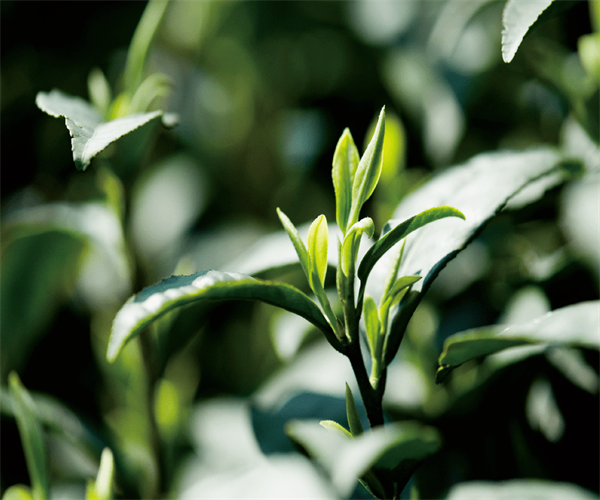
<box><xmin>320</xmin><ymin>420</ymin><xmax>353</xmax><ymax>439</ymax></box>
<box><xmin>436</xmin><ymin>301</ymin><xmax>600</xmax><ymax>383</ymax></box>
<box><xmin>88</xmin><ymin>68</ymin><xmax>112</xmax><ymax>119</ymax></box>
<box><xmin>2</xmin><ymin>485</ymin><xmax>34</xmax><ymax>500</ymax></box>
<box><xmin>502</xmin><ymin>0</ymin><xmax>554</xmax><ymax>63</ymax></box>
<box><xmin>358</xmin><ymin>206</ymin><xmax>465</xmax><ymax>285</ymax></box>
<box><xmin>8</xmin><ymin>372</ymin><xmax>49</xmax><ymax>500</ymax></box>
<box><xmin>348</xmin><ymin>107</ymin><xmax>386</xmax><ymax>228</ymax></box>
<box><xmin>36</xmin><ymin>89</ymin><xmax>164</xmax><ymax>171</ymax></box>
<box><xmin>85</xmin><ymin>448</ymin><xmax>115</xmax><ymax>500</ymax></box>
<box><xmin>332</xmin><ymin>128</ymin><xmax>360</xmax><ymax>233</ymax></box>
<box><xmin>345</xmin><ymin>383</ymin><xmax>364</xmax><ymax>437</ymax></box>
<box><xmin>276</xmin><ymin>208</ymin><xmax>311</xmax><ymax>280</ymax></box>
<box><xmin>363</xmin><ymin>296</ymin><xmax>381</xmax><ymax>358</ymax></box>
<box><xmin>107</xmin><ymin>270</ymin><xmax>342</xmax><ymax>362</ymax></box>
<box><xmin>307</xmin><ymin>214</ymin><xmax>329</xmax><ymax>289</ymax></box>
<box><xmin>340</xmin><ymin>217</ymin><xmax>375</xmax><ymax>279</ymax></box>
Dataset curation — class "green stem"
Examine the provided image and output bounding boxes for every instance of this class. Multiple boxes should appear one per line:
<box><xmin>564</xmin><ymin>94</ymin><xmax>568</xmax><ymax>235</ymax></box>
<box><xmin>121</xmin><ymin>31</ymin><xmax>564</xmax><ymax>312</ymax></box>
<box><xmin>138</xmin><ymin>330</ymin><xmax>163</xmax><ymax>498</ymax></box>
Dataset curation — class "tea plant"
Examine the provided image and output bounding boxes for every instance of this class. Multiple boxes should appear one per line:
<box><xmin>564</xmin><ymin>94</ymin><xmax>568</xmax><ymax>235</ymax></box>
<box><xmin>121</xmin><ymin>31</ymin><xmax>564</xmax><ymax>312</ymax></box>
<box><xmin>2</xmin><ymin>0</ymin><xmax>599</xmax><ymax>499</ymax></box>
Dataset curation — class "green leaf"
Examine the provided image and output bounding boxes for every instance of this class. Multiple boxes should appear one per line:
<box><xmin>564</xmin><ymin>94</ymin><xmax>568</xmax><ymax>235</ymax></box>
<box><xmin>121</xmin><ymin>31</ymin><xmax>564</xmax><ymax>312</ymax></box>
<box><xmin>501</xmin><ymin>0</ymin><xmax>554</xmax><ymax>63</ymax></box>
<box><xmin>123</xmin><ymin>0</ymin><xmax>169</xmax><ymax>94</ymax></box>
<box><xmin>436</xmin><ymin>301</ymin><xmax>600</xmax><ymax>383</ymax></box>
<box><xmin>2</xmin><ymin>485</ymin><xmax>34</xmax><ymax>500</ymax></box>
<box><xmin>348</xmin><ymin>107</ymin><xmax>386</xmax><ymax>228</ymax></box>
<box><xmin>36</xmin><ymin>89</ymin><xmax>164</xmax><ymax>171</ymax></box>
<box><xmin>357</xmin><ymin>206</ymin><xmax>465</xmax><ymax>286</ymax></box>
<box><xmin>320</xmin><ymin>420</ymin><xmax>353</xmax><ymax>439</ymax></box>
<box><xmin>332</xmin><ymin>128</ymin><xmax>360</xmax><ymax>234</ymax></box>
<box><xmin>107</xmin><ymin>270</ymin><xmax>341</xmax><ymax>362</ymax></box>
<box><xmin>276</xmin><ymin>208</ymin><xmax>312</xmax><ymax>281</ymax></box>
<box><xmin>307</xmin><ymin>214</ymin><xmax>329</xmax><ymax>289</ymax></box>
<box><xmin>341</xmin><ymin>217</ymin><xmax>375</xmax><ymax>279</ymax></box>
<box><xmin>129</xmin><ymin>73</ymin><xmax>173</xmax><ymax>115</ymax></box>
<box><xmin>285</xmin><ymin>419</ymin><xmax>441</xmax><ymax>498</ymax></box>
<box><xmin>366</xmin><ymin>148</ymin><xmax>571</xmax><ymax>366</ymax></box>
<box><xmin>8</xmin><ymin>372</ymin><xmax>49</xmax><ymax>500</ymax></box>
<box><xmin>345</xmin><ymin>383</ymin><xmax>364</xmax><ymax>437</ymax></box>
<box><xmin>445</xmin><ymin>480</ymin><xmax>598</xmax><ymax>500</ymax></box>
<box><xmin>87</xmin><ymin>68</ymin><xmax>112</xmax><ymax>119</ymax></box>
<box><xmin>363</xmin><ymin>296</ymin><xmax>381</xmax><ymax>359</ymax></box>
<box><xmin>85</xmin><ymin>448</ymin><xmax>114</xmax><ymax>500</ymax></box>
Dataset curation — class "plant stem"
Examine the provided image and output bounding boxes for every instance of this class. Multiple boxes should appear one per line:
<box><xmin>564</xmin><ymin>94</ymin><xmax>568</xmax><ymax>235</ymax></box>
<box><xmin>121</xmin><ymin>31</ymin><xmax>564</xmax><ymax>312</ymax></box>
<box><xmin>138</xmin><ymin>330</ymin><xmax>163</xmax><ymax>498</ymax></box>
<box><xmin>346</xmin><ymin>341</ymin><xmax>384</xmax><ymax>428</ymax></box>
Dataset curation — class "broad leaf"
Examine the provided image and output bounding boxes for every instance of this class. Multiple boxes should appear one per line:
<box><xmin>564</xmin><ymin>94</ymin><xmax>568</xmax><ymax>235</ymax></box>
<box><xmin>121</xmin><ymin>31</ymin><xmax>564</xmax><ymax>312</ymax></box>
<box><xmin>436</xmin><ymin>301</ymin><xmax>600</xmax><ymax>383</ymax></box>
<box><xmin>8</xmin><ymin>372</ymin><xmax>49</xmax><ymax>500</ymax></box>
<box><xmin>36</xmin><ymin>89</ymin><xmax>165</xmax><ymax>170</ymax></box>
<box><xmin>285</xmin><ymin>419</ymin><xmax>441</xmax><ymax>498</ymax></box>
<box><xmin>368</xmin><ymin>148</ymin><xmax>575</xmax><ymax>366</ymax></box>
<box><xmin>107</xmin><ymin>270</ymin><xmax>340</xmax><ymax>362</ymax></box>
<box><xmin>501</xmin><ymin>0</ymin><xmax>554</xmax><ymax>63</ymax></box>
<box><xmin>446</xmin><ymin>479</ymin><xmax>598</xmax><ymax>500</ymax></box>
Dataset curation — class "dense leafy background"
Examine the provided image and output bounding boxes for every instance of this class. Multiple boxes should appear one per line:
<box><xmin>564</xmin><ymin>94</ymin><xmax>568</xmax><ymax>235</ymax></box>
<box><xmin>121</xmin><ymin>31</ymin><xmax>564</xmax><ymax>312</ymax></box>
<box><xmin>1</xmin><ymin>1</ymin><xmax>598</xmax><ymax>498</ymax></box>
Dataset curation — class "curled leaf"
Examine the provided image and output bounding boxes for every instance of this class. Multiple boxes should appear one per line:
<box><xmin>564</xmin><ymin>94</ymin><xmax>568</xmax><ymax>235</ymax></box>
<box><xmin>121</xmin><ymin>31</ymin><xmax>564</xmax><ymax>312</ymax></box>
<box><xmin>307</xmin><ymin>214</ymin><xmax>329</xmax><ymax>289</ymax></box>
<box><xmin>333</xmin><ymin>128</ymin><xmax>360</xmax><ymax>234</ymax></box>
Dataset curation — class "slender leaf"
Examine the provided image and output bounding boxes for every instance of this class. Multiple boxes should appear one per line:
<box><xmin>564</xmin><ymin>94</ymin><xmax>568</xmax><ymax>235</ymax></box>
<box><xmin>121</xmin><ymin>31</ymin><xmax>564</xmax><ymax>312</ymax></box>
<box><xmin>108</xmin><ymin>270</ymin><xmax>340</xmax><ymax>362</ymax></box>
<box><xmin>358</xmin><ymin>206</ymin><xmax>465</xmax><ymax>285</ymax></box>
<box><xmin>348</xmin><ymin>107</ymin><xmax>386</xmax><ymax>227</ymax></box>
<box><xmin>333</xmin><ymin>128</ymin><xmax>360</xmax><ymax>233</ymax></box>
<box><xmin>8</xmin><ymin>372</ymin><xmax>49</xmax><ymax>500</ymax></box>
<box><xmin>85</xmin><ymin>448</ymin><xmax>114</xmax><ymax>500</ymax></box>
<box><xmin>436</xmin><ymin>301</ymin><xmax>600</xmax><ymax>383</ymax></box>
<box><xmin>87</xmin><ymin>68</ymin><xmax>112</xmax><ymax>119</ymax></box>
<box><xmin>276</xmin><ymin>208</ymin><xmax>311</xmax><ymax>280</ymax></box>
<box><xmin>36</xmin><ymin>89</ymin><xmax>165</xmax><ymax>170</ymax></box>
<box><xmin>345</xmin><ymin>383</ymin><xmax>364</xmax><ymax>437</ymax></box>
<box><xmin>285</xmin><ymin>419</ymin><xmax>441</xmax><ymax>498</ymax></box>
<box><xmin>363</xmin><ymin>296</ymin><xmax>381</xmax><ymax>358</ymax></box>
<box><xmin>341</xmin><ymin>217</ymin><xmax>374</xmax><ymax>279</ymax></box>
<box><xmin>502</xmin><ymin>0</ymin><xmax>554</xmax><ymax>63</ymax></box>
<box><xmin>307</xmin><ymin>214</ymin><xmax>329</xmax><ymax>288</ymax></box>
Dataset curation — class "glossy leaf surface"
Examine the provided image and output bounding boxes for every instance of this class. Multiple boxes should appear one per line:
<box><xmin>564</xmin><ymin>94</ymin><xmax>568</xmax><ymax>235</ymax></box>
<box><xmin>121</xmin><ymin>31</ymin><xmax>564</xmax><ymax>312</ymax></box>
<box><xmin>437</xmin><ymin>301</ymin><xmax>600</xmax><ymax>383</ymax></box>
<box><xmin>345</xmin><ymin>383</ymin><xmax>364</xmax><ymax>437</ymax></box>
<box><xmin>36</xmin><ymin>89</ymin><xmax>163</xmax><ymax>170</ymax></box>
<box><xmin>307</xmin><ymin>214</ymin><xmax>329</xmax><ymax>288</ymax></box>
<box><xmin>108</xmin><ymin>270</ymin><xmax>338</xmax><ymax>362</ymax></box>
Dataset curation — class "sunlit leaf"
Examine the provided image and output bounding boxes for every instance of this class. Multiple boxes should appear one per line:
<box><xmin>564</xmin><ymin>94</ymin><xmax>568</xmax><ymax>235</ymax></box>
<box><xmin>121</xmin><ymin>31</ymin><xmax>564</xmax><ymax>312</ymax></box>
<box><xmin>36</xmin><ymin>89</ymin><xmax>164</xmax><ymax>170</ymax></box>
<box><xmin>285</xmin><ymin>419</ymin><xmax>441</xmax><ymax>498</ymax></box>
<box><xmin>348</xmin><ymin>107</ymin><xmax>385</xmax><ymax>227</ymax></box>
<box><xmin>8</xmin><ymin>373</ymin><xmax>49</xmax><ymax>500</ymax></box>
<box><xmin>370</xmin><ymin>148</ymin><xmax>573</xmax><ymax>366</ymax></box>
<box><xmin>363</xmin><ymin>296</ymin><xmax>381</xmax><ymax>358</ymax></box>
<box><xmin>445</xmin><ymin>479</ymin><xmax>598</xmax><ymax>500</ymax></box>
<box><xmin>437</xmin><ymin>301</ymin><xmax>600</xmax><ymax>383</ymax></box>
<box><xmin>1</xmin><ymin>485</ymin><xmax>34</xmax><ymax>500</ymax></box>
<box><xmin>340</xmin><ymin>217</ymin><xmax>374</xmax><ymax>279</ymax></box>
<box><xmin>307</xmin><ymin>214</ymin><xmax>329</xmax><ymax>289</ymax></box>
<box><xmin>108</xmin><ymin>270</ymin><xmax>340</xmax><ymax>362</ymax></box>
<box><xmin>501</xmin><ymin>0</ymin><xmax>554</xmax><ymax>63</ymax></box>
<box><xmin>85</xmin><ymin>448</ymin><xmax>114</xmax><ymax>500</ymax></box>
<box><xmin>320</xmin><ymin>420</ymin><xmax>352</xmax><ymax>439</ymax></box>
<box><xmin>333</xmin><ymin>128</ymin><xmax>360</xmax><ymax>234</ymax></box>
<box><xmin>276</xmin><ymin>208</ymin><xmax>311</xmax><ymax>281</ymax></box>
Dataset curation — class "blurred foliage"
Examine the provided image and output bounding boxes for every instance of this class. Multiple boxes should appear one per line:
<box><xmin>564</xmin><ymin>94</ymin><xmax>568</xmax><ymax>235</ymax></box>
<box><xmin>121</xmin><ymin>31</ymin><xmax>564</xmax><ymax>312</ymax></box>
<box><xmin>1</xmin><ymin>0</ymin><xmax>598</xmax><ymax>499</ymax></box>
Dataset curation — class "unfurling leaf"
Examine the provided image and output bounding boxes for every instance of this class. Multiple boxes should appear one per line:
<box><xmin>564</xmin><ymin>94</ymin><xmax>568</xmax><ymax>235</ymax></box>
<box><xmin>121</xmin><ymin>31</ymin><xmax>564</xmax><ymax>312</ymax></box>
<box><xmin>307</xmin><ymin>214</ymin><xmax>329</xmax><ymax>289</ymax></box>
<box><xmin>333</xmin><ymin>128</ymin><xmax>360</xmax><ymax>234</ymax></box>
<box><xmin>276</xmin><ymin>208</ymin><xmax>311</xmax><ymax>280</ymax></box>
<box><xmin>348</xmin><ymin>107</ymin><xmax>386</xmax><ymax>228</ymax></box>
<box><xmin>345</xmin><ymin>383</ymin><xmax>364</xmax><ymax>437</ymax></box>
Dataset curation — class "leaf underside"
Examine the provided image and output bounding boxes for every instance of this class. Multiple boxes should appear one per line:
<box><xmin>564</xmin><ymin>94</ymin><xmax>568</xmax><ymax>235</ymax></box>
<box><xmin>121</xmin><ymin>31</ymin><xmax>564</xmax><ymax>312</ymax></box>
<box><xmin>436</xmin><ymin>301</ymin><xmax>600</xmax><ymax>383</ymax></box>
<box><xmin>107</xmin><ymin>270</ymin><xmax>336</xmax><ymax>362</ymax></box>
